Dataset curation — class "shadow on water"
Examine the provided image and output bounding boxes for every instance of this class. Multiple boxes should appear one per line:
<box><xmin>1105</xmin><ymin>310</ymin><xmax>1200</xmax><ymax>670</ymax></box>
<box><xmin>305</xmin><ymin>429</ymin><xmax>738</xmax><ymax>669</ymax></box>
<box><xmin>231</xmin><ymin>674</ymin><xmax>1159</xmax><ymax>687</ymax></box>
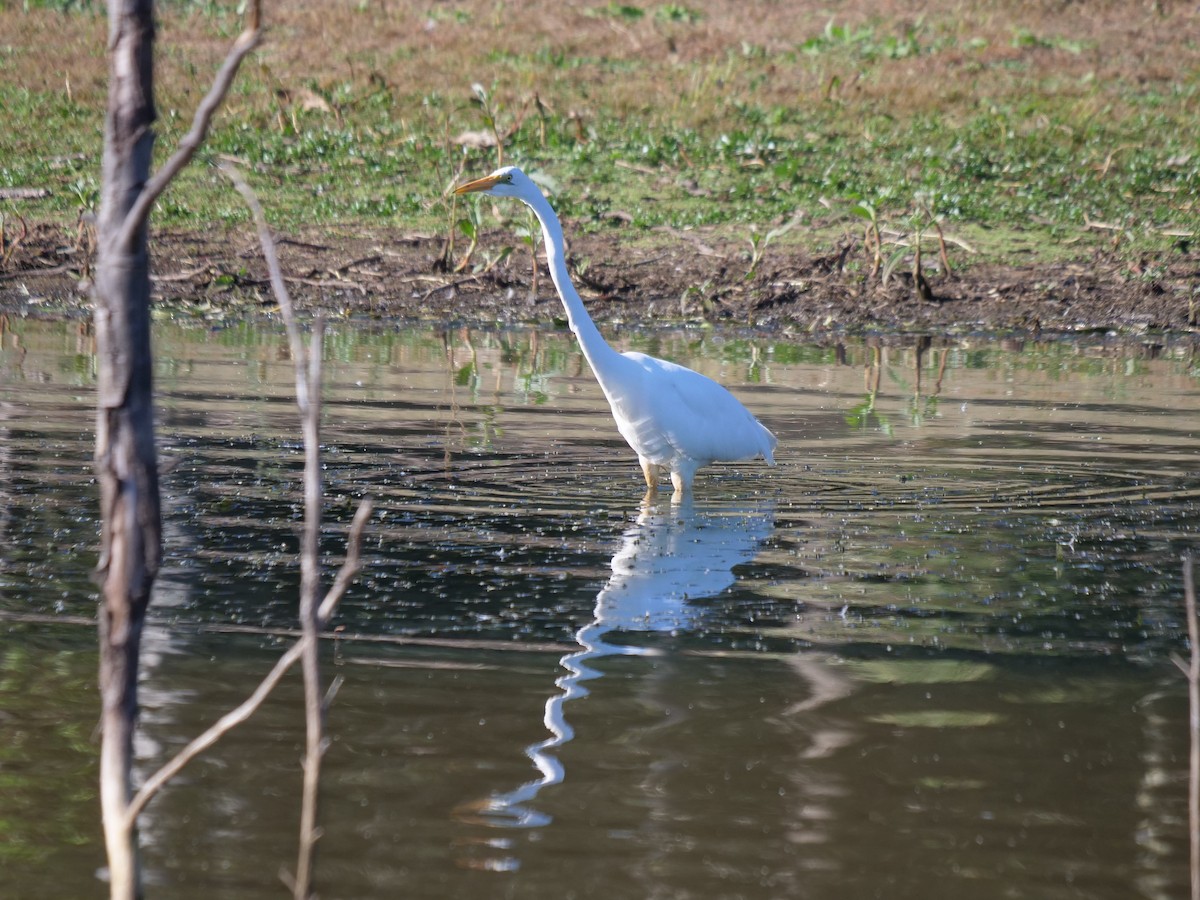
<box><xmin>463</xmin><ymin>498</ymin><xmax>776</xmax><ymax>834</ymax></box>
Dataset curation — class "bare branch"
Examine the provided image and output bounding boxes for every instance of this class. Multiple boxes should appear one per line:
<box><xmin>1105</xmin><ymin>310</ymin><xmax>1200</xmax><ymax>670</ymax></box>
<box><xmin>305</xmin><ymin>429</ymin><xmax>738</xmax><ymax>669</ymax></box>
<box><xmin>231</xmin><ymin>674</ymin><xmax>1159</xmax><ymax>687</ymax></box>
<box><xmin>117</xmin><ymin>0</ymin><xmax>263</xmax><ymax>253</ymax></box>
<box><xmin>219</xmin><ymin>162</ymin><xmax>310</xmax><ymax>413</ymax></box>
<box><xmin>318</xmin><ymin>498</ymin><xmax>375</xmax><ymax>624</ymax></box>
<box><xmin>125</xmin><ymin>638</ymin><xmax>306</xmax><ymax>825</ymax></box>
<box><xmin>115</xmin><ymin>151</ymin><xmax>377</xmax><ymax>897</ymax></box>
<box><xmin>295</xmin><ymin>317</ymin><xmax>324</xmax><ymax>900</ymax></box>
<box><xmin>1186</xmin><ymin>554</ymin><xmax>1198</xmax><ymax>668</ymax></box>
<box><xmin>118</xmin><ymin>476</ymin><xmax>371</xmax><ymax>847</ymax></box>
<box><xmin>1184</xmin><ymin>554</ymin><xmax>1199</xmax><ymax>900</ymax></box>
<box><xmin>222</xmin><ymin>157</ymin><xmax>363</xmax><ymax>900</ymax></box>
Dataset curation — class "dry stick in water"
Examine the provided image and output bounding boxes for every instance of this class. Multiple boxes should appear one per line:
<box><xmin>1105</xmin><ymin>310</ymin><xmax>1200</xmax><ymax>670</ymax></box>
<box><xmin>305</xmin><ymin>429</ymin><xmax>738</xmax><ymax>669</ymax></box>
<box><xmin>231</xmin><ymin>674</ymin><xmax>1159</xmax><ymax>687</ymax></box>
<box><xmin>294</xmin><ymin>319</ymin><xmax>325</xmax><ymax>900</ymax></box>
<box><xmin>94</xmin><ymin>3</ymin><xmax>263</xmax><ymax>897</ymax></box>
<box><xmin>125</xmin><ymin>162</ymin><xmax>373</xmax><ymax>897</ymax></box>
<box><xmin>222</xmin><ymin>160</ymin><xmax>360</xmax><ymax>899</ymax></box>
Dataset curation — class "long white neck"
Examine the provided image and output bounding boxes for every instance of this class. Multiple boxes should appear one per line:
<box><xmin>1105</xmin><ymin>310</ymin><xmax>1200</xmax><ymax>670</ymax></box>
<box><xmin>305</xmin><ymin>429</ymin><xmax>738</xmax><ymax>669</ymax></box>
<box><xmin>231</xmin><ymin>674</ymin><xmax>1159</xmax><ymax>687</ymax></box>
<box><xmin>521</xmin><ymin>189</ymin><xmax>623</xmax><ymax>375</ymax></box>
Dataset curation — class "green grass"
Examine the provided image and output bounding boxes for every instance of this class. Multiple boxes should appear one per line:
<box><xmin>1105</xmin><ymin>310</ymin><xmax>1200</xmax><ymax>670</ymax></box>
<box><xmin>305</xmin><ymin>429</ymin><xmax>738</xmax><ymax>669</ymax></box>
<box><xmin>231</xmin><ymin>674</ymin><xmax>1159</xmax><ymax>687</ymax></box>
<box><xmin>1</xmin><ymin>2</ymin><xmax>1197</xmax><ymax>267</ymax></box>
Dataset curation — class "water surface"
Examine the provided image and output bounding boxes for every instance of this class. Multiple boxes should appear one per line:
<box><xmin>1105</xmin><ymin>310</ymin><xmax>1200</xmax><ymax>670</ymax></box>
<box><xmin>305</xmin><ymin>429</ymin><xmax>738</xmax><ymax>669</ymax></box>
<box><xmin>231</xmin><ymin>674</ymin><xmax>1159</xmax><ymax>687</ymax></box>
<box><xmin>1</xmin><ymin>319</ymin><xmax>1197</xmax><ymax>898</ymax></box>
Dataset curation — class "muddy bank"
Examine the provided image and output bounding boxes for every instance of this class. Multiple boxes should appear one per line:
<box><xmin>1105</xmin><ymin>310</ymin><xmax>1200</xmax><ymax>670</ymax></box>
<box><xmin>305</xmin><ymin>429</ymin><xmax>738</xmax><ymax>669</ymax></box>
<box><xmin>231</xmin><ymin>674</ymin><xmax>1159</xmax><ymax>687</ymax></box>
<box><xmin>2</xmin><ymin>222</ymin><xmax>1197</xmax><ymax>338</ymax></box>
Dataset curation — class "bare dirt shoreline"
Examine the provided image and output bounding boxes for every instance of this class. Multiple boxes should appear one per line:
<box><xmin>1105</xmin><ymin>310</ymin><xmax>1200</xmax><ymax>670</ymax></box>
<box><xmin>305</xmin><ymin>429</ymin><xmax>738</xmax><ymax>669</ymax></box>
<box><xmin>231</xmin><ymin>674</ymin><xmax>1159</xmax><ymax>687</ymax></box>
<box><xmin>2</xmin><ymin>222</ymin><xmax>1197</xmax><ymax>340</ymax></box>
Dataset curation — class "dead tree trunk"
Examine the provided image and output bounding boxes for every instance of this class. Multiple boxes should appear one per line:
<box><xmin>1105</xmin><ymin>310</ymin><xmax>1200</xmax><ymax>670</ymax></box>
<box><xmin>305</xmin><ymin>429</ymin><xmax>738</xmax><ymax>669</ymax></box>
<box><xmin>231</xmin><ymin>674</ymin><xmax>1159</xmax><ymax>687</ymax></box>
<box><xmin>93</xmin><ymin>2</ymin><xmax>161</xmax><ymax>897</ymax></box>
<box><xmin>93</xmin><ymin>1</ymin><xmax>259</xmax><ymax>893</ymax></box>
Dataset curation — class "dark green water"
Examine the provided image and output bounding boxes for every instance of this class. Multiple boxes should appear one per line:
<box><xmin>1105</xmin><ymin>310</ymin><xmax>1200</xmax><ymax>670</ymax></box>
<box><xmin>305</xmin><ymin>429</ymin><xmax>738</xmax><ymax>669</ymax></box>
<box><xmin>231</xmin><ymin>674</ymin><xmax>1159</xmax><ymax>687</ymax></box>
<box><xmin>1</xmin><ymin>319</ymin><xmax>1197</xmax><ymax>898</ymax></box>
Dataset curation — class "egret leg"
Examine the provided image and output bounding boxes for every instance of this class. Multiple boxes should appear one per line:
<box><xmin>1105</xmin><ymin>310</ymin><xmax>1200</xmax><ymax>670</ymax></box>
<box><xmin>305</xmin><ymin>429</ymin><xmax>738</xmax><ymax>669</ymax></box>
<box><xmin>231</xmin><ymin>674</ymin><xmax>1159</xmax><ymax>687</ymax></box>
<box><xmin>640</xmin><ymin>458</ymin><xmax>658</xmax><ymax>495</ymax></box>
<box><xmin>669</xmin><ymin>469</ymin><xmax>689</xmax><ymax>502</ymax></box>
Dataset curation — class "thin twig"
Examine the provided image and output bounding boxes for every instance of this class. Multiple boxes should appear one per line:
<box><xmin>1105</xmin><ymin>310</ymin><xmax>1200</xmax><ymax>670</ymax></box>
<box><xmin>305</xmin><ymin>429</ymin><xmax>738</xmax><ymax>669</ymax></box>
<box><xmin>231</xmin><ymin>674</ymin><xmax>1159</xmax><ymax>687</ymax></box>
<box><xmin>116</xmin><ymin>504</ymin><xmax>375</xmax><ymax>829</ymax></box>
<box><xmin>220</xmin><ymin>158</ymin><xmax>371</xmax><ymax>900</ymax></box>
<box><xmin>117</xmin><ymin>0</ymin><xmax>262</xmax><ymax>254</ymax></box>
<box><xmin>0</xmin><ymin>264</ymin><xmax>72</xmax><ymax>281</ymax></box>
<box><xmin>150</xmin><ymin>267</ymin><xmax>209</xmax><ymax>283</ymax></box>
<box><xmin>331</xmin><ymin>254</ymin><xmax>382</xmax><ymax>274</ymax></box>
<box><xmin>223</xmin><ymin>159</ymin><xmax>324</xmax><ymax>900</ymax></box>
<box><xmin>930</xmin><ymin>217</ymin><xmax>953</xmax><ymax>276</ymax></box>
<box><xmin>1083</xmin><ymin>217</ymin><xmax>1124</xmax><ymax>232</ymax></box>
<box><xmin>0</xmin><ymin>212</ymin><xmax>28</xmax><ymax>269</ymax></box>
<box><xmin>318</xmin><ymin>499</ymin><xmax>375</xmax><ymax>623</ymax></box>
<box><xmin>420</xmin><ymin>274</ymin><xmax>483</xmax><ymax>303</ymax></box>
<box><xmin>1184</xmin><ymin>554</ymin><xmax>1199</xmax><ymax>900</ymax></box>
<box><xmin>0</xmin><ymin>187</ymin><xmax>50</xmax><ymax>200</ymax></box>
<box><xmin>294</xmin><ymin>317</ymin><xmax>324</xmax><ymax>900</ymax></box>
<box><xmin>125</xmin><ymin>639</ymin><xmax>305</xmax><ymax>825</ymax></box>
<box><xmin>284</xmin><ymin>275</ymin><xmax>367</xmax><ymax>294</ymax></box>
<box><xmin>220</xmin><ymin>162</ymin><xmax>310</xmax><ymax>414</ymax></box>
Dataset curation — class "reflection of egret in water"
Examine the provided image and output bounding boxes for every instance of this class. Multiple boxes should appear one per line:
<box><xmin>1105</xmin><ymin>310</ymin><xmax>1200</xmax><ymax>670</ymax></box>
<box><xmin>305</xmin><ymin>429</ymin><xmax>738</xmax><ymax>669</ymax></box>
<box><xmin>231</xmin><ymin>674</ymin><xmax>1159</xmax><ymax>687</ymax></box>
<box><xmin>470</xmin><ymin>497</ymin><xmax>776</xmax><ymax>830</ymax></box>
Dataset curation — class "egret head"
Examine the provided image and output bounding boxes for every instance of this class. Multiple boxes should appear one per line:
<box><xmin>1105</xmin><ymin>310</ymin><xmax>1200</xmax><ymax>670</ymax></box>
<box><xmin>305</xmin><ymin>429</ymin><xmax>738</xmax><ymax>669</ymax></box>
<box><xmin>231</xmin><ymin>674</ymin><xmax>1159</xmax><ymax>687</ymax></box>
<box><xmin>453</xmin><ymin>165</ymin><xmax>530</xmax><ymax>199</ymax></box>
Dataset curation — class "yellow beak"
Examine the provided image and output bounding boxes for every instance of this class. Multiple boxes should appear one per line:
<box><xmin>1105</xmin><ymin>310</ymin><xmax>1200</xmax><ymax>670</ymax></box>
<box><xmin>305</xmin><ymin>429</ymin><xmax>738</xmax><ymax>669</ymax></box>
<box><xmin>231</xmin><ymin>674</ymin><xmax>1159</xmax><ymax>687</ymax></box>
<box><xmin>453</xmin><ymin>173</ymin><xmax>504</xmax><ymax>195</ymax></box>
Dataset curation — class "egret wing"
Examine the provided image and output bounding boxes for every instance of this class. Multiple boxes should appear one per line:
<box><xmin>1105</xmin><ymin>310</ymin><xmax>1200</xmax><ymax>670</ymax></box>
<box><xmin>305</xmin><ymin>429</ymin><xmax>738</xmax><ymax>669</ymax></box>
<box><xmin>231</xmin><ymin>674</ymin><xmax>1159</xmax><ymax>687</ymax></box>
<box><xmin>621</xmin><ymin>352</ymin><xmax>776</xmax><ymax>464</ymax></box>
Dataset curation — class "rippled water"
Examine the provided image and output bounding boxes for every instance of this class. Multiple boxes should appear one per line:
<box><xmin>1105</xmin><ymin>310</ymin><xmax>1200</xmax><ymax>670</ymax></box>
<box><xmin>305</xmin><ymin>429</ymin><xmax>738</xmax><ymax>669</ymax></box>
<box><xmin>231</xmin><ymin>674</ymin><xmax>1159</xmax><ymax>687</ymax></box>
<box><xmin>1</xmin><ymin>318</ymin><xmax>1198</xmax><ymax>898</ymax></box>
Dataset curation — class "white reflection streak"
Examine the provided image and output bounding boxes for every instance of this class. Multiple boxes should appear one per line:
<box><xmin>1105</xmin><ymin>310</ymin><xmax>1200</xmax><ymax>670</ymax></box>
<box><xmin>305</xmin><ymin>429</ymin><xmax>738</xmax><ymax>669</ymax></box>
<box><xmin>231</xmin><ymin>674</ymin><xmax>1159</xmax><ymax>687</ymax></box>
<box><xmin>132</xmin><ymin>468</ymin><xmax>204</xmax><ymax>854</ymax></box>
<box><xmin>478</xmin><ymin>497</ymin><xmax>776</xmax><ymax>828</ymax></box>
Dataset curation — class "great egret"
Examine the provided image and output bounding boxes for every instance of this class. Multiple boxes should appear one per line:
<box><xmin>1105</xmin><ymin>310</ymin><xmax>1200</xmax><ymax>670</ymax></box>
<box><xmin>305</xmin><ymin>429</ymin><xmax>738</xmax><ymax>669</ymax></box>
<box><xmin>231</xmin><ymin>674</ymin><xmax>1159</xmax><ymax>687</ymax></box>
<box><xmin>454</xmin><ymin>166</ymin><xmax>777</xmax><ymax>497</ymax></box>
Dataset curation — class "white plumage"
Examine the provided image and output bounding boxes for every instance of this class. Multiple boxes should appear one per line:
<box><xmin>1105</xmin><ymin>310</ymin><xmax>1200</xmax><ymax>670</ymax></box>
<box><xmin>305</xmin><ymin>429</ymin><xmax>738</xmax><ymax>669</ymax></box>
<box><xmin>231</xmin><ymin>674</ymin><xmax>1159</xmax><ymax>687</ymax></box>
<box><xmin>454</xmin><ymin>166</ymin><xmax>777</xmax><ymax>497</ymax></box>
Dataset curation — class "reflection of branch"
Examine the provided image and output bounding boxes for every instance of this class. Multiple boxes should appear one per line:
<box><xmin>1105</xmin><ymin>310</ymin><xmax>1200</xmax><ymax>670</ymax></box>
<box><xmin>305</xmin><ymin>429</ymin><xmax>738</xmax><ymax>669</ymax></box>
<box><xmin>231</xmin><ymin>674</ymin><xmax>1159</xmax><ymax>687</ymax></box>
<box><xmin>864</xmin><ymin>345</ymin><xmax>881</xmax><ymax>411</ymax></box>
<box><xmin>0</xmin><ymin>611</ymin><xmax>569</xmax><ymax>653</ymax></box>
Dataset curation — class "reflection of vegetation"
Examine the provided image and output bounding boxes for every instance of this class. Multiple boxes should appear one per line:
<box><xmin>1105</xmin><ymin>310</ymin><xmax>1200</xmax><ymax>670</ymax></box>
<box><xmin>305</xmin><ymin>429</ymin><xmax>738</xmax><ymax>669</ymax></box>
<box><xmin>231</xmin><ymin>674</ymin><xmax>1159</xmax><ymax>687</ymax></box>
<box><xmin>9</xmin><ymin>320</ymin><xmax>1200</xmax><ymax>472</ymax></box>
<box><xmin>5</xmin><ymin>316</ymin><xmax>1200</xmax><ymax>687</ymax></box>
<box><xmin>83</xmin><ymin>321</ymin><xmax>1200</xmax><ymax>400</ymax></box>
<box><xmin>845</xmin><ymin>395</ymin><xmax>890</xmax><ymax>434</ymax></box>
<box><xmin>845</xmin><ymin>344</ymin><xmax>890</xmax><ymax>434</ymax></box>
<box><xmin>870</xmin><ymin>710</ymin><xmax>1004</xmax><ymax>728</ymax></box>
<box><xmin>0</xmin><ymin>637</ymin><xmax>98</xmax><ymax>872</ymax></box>
<box><xmin>879</xmin><ymin>338</ymin><xmax>946</xmax><ymax>428</ymax></box>
<box><xmin>842</xmin><ymin>659</ymin><xmax>995</xmax><ymax>685</ymax></box>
